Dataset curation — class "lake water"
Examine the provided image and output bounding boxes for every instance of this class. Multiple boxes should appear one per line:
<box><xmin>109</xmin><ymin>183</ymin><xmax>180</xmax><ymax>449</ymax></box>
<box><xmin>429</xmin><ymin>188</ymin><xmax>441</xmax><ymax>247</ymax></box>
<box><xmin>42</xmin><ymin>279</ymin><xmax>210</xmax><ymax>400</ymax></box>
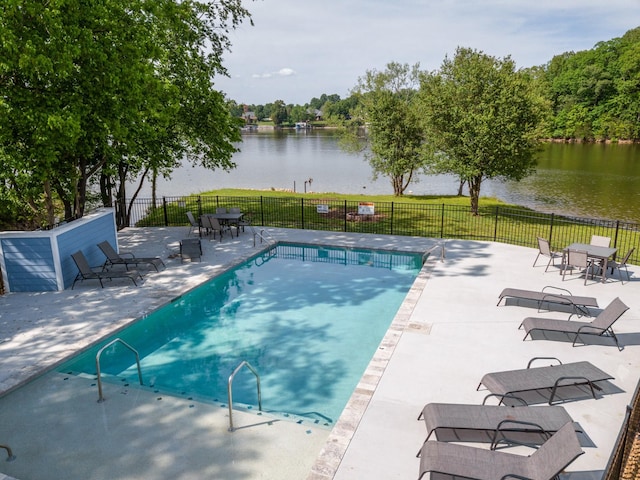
<box><xmin>132</xmin><ymin>130</ymin><xmax>640</xmax><ymax>222</ymax></box>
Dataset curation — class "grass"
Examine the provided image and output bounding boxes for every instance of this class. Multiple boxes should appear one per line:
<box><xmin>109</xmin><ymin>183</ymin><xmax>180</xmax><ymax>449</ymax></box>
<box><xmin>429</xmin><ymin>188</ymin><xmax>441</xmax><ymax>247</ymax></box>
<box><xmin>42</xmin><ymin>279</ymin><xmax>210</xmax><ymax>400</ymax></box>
<box><xmin>195</xmin><ymin>188</ymin><xmax>510</xmax><ymax>207</ymax></box>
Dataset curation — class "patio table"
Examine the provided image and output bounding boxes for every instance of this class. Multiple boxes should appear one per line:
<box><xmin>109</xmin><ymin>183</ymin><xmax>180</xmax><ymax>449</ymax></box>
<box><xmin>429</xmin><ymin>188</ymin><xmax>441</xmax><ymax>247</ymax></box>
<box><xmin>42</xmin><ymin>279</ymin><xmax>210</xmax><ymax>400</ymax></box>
<box><xmin>563</xmin><ymin>243</ymin><xmax>617</xmax><ymax>283</ymax></box>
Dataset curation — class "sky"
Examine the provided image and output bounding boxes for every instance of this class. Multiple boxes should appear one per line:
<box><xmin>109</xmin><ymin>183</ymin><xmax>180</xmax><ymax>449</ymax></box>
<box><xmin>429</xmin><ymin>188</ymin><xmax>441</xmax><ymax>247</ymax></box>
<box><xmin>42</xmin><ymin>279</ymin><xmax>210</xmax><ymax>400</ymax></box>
<box><xmin>213</xmin><ymin>0</ymin><xmax>640</xmax><ymax>106</ymax></box>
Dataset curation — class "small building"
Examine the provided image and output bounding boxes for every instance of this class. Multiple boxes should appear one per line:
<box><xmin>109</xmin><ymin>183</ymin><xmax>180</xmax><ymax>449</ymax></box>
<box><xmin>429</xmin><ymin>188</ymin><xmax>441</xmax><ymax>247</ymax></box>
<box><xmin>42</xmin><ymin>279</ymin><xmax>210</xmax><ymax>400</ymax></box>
<box><xmin>0</xmin><ymin>208</ymin><xmax>118</xmax><ymax>292</ymax></box>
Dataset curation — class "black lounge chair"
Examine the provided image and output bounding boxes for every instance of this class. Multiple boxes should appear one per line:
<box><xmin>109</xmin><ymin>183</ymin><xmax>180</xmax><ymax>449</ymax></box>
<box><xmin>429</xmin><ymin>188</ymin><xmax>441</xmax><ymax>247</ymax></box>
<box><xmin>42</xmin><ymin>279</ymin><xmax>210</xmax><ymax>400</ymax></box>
<box><xmin>519</xmin><ymin>297</ymin><xmax>629</xmax><ymax>350</ymax></box>
<box><xmin>71</xmin><ymin>251</ymin><xmax>143</xmax><ymax>289</ymax></box>
<box><xmin>498</xmin><ymin>286</ymin><xmax>598</xmax><ymax>317</ymax></box>
<box><xmin>416</xmin><ymin>402</ymin><xmax>578</xmax><ymax>454</ymax></box>
<box><xmin>418</xmin><ymin>422</ymin><xmax>583</xmax><ymax>480</ymax></box>
<box><xmin>98</xmin><ymin>241</ymin><xmax>165</xmax><ymax>272</ymax></box>
<box><xmin>180</xmin><ymin>238</ymin><xmax>202</xmax><ymax>262</ymax></box>
<box><xmin>477</xmin><ymin>357</ymin><xmax>614</xmax><ymax>405</ymax></box>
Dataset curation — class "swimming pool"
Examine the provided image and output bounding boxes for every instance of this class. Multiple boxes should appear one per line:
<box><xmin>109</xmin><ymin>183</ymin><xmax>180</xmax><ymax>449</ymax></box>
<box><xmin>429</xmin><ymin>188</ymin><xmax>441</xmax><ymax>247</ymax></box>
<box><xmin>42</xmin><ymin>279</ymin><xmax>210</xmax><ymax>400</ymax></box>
<box><xmin>58</xmin><ymin>243</ymin><xmax>422</xmax><ymax>426</ymax></box>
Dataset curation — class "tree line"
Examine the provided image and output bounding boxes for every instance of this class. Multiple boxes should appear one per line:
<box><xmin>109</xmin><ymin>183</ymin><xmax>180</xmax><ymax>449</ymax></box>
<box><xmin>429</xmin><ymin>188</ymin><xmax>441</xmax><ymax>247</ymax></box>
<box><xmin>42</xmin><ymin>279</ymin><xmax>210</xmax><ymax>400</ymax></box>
<box><xmin>230</xmin><ymin>27</ymin><xmax>640</xmax><ymax>142</ymax></box>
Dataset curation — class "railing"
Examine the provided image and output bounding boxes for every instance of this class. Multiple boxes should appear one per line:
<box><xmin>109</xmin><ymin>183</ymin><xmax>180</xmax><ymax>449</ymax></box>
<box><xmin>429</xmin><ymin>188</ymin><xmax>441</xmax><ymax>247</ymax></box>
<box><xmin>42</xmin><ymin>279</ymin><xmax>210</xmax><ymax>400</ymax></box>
<box><xmin>95</xmin><ymin>338</ymin><xmax>144</xmax><ymax>403</ymax></box>
<box><xmin>125</xmin><ymin>195</ymin><xmax>640</xmax><ymax>266</ymax></box>
<box><xmin>227</xmin><ymin>361</ymin><xmax>262</xmax><ymax>432</ymax></box>
<box><xmin>424</xmin><ymin>240</ymin><xmax>446</xmax><ymax>263</ymax></box>
<box><xmin>0</xmin><ymin>444</ymin><xmax>15</xmax><ymax>462</ymax></box>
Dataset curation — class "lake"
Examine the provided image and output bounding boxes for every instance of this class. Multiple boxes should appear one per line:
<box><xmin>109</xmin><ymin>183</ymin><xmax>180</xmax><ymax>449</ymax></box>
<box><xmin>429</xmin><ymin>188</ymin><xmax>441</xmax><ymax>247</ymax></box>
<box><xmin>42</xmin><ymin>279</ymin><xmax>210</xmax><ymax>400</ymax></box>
<box><xmin>132</xmin><ymin>130</ymin><xmax>640</xmax><ymax>222</ymax></box>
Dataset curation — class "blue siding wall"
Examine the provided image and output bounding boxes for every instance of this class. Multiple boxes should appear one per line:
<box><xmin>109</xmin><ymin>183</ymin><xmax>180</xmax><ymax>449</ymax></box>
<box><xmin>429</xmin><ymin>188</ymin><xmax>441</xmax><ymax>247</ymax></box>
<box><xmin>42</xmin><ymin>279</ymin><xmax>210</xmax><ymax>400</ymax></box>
<box><xmin>57</xmin><ymin>212</ymin><xmax>117</xmax><ymax>289</ymax></box>
<box><xmin>1</xmin><ymin>238</ymin><xmax>57</xmax><ymax>292</ymax></box>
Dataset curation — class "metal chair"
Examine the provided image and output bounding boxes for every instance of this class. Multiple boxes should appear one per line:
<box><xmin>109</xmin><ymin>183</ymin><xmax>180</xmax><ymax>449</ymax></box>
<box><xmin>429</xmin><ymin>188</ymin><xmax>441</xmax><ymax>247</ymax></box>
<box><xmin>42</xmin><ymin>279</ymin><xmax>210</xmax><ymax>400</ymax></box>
<box><xmin>200</xmin><ymin>214</ymin><xmax>225</xmax><ymax>241</ymax></box>
<box><xmin>186</xmin><ymin>211</ymin><xmax>199</xmax><ymax>237</ymax></box>
<box><xmin>562</xmin><ymin>249</ymin><xmax>595</xmax><ymax>285</ymax></box>
<box><xmin>590</xmin><ymin>235</ymin><xmax>611</xmax><ymax>247</ymax></box>
<box><xmin>533</xmin><ymin>237</ymin><xmax>561</xmax><ymax>272</ymax></box>
<box><xmin>609</xmin><ymin>247</ymin><xmax>634</xmax><ymax>284</ymax></box>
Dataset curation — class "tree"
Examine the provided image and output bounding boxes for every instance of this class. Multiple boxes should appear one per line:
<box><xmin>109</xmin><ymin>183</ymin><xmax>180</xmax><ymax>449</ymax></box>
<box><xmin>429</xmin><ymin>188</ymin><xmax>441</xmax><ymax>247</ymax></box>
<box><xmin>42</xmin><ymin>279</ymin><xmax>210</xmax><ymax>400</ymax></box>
<box><xmin>347</xmin><ymin>62</ymin><xmax>429</xmax><ymax>196</ymax></box>
<box><xmin>0</xmin><ymin>0</ymin><xmax>250</xmax><ymax>229</ymax></box>
<box><xmin>270</xmin><ymin>100</ymin><xmax>289</xmax><ymax>126</ymax></box>
<box><xmin>419</xmin><ymin>47</ymin><xmax>546</xmax><ymax>214</ymax></box>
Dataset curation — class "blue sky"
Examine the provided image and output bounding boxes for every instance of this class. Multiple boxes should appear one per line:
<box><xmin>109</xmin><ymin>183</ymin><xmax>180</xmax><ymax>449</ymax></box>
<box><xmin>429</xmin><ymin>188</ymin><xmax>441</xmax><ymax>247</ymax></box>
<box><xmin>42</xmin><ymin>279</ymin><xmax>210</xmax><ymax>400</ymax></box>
<box><xmin>213</xmin><ymin>0</ymin><xmax>640</xmax><ymax>106</ymax></box>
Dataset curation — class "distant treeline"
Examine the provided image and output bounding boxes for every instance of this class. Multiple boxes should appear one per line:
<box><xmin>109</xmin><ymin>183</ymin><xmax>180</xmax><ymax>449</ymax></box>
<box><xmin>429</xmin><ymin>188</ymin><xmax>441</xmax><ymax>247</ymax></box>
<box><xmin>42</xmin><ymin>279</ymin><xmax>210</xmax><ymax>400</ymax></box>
<box><xmin>229</xmin><ymin>27</ymin><xmax>640</xmax><ymax>142</ymax></box>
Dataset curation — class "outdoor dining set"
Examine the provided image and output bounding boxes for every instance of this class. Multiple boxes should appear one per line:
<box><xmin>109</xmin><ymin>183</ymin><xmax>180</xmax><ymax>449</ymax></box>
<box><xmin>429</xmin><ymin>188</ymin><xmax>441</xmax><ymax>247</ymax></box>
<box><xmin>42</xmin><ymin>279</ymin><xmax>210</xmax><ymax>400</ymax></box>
<box><xmin>534</xmin><ymin>235</ymin><xmax>634</xmax><ymax>285</ymax></box>
<box><xmin>186</xmin><ymin>208</ymin><xmax>249</xmax><ymax>241</ymax></box>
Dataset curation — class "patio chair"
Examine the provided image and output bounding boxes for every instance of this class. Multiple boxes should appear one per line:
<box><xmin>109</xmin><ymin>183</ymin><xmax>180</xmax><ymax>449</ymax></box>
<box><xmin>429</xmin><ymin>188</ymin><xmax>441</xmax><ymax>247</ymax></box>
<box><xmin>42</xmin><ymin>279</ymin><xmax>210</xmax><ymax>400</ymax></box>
<box><xmin>186</xmin><ymin>211</ymin><xmax>199</xmax><ymax>237</ymax></box>
<box><xmin>533</xmin><ymin>237</ymin><xmax>562</xmax><ymax>272</ymax></box>
<box><xmin>228</xmin><ymin>207</ymin><xmax>248</xmax><ymax>232</ymax></box>
<box><xmin>477</xmin><ymin>357</ymin><xmax>614</xmax><ymax>405</ymax></box>
<box><xmin>520</xmin><ymin>297</ymin><xmax>629</xmax><ymax>350</ymax></box>
<box><xmin>71</xmin><ymin>251</ymin><xmax>143</xmax><ymax>289</ymax></box>
<box><xmin>416</xmin><ymin>402</ymin><xmax>577</xmax><ymax>453</ymax></box>
<box><xmin>609</xmin><ymin>247</ymin><xmax>634</xmax><ymax>284</ymax></box>
<box><xmin>561</xmin><ymin>249</ymin><xmax>595</xmax><ymax>285</ymax></box>
<box><xmin>418</xmin><ymin>422</ymin><xmax>583</xmax><ymax>480</ymax></box>
<box><xmin>497</xmin><ymin>286</ymin><xmax>598</xmax><ymax>317</ymax></box>
<box><xmin>215</xmin><ymin>207</ymin><xmax>227</xmax><ymax>214</ymax></box>
<box><xmin>200</xmin><ymin>214</ymin><xmax>224</xmax><ymax>241</ymax></box>
<box><xmin>590</xmin><ymin>235</ymin><xmax>611</xmax><ymax>247</ymax></box>
<box><xmin>97</xmin><ymin>241</ymin><xmax>165</xmax><ymax>272</ymax></box>
<box><xmin>180</xmin><ymin>238</ymin><xmax>202</xmax><ymax>263</ymax></box>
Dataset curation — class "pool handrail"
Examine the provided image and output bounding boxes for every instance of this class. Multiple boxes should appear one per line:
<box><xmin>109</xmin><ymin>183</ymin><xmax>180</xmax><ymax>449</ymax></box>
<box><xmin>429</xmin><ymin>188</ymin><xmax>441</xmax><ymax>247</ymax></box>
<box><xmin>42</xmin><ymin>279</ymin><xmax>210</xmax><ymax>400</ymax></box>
<box><xmin>228</xmin><ymin>360</ymin><xmax>262</xmax><ymax>432</ymax></box>
<box><xmin>95</xmin><ymin>338</ymin><xmax>144</xmax><ymax>403</ymax></box>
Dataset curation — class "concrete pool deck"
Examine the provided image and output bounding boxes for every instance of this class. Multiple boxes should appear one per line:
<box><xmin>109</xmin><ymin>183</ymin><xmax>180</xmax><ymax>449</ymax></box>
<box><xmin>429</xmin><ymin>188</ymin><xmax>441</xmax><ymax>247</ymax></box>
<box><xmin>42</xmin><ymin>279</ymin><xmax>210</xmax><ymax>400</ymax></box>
<box><xmin>0</xmin><ymin>227</ymin><xmax>639</xmax><ymax>480</ymax></box>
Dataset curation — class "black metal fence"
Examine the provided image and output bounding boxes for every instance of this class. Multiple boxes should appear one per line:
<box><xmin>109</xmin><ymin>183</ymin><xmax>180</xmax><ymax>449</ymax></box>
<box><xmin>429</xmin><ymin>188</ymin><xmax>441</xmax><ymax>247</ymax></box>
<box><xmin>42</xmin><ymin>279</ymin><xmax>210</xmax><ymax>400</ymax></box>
<box><xmin>127</xmin><ymin>195</ymin><xmax>640</xmax><ymax>264</ymax></box>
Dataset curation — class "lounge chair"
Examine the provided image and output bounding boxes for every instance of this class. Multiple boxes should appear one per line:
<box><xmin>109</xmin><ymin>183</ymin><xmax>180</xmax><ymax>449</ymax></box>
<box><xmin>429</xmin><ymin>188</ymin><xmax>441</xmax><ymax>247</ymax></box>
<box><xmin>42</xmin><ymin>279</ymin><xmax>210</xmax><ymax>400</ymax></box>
<box><xmin>533</xmin><ymin>237</ymin><xmax>562</xmax><ymax>271</ymax></box>
<box><xmin>498</xmin><ymin>286</ymin><xmax>598</xmax><ymax>316</ymax></box>
<box><xmin>477</xmin><ymin>357</ymin><xmax>614</xmax><ymax>405</ymax></box>
<box><xmin>71</xmin><ymin>251</ymin><xmax>143</xmax><ymax>289</ymax></box>
<box><xmin>416</xmin><ymin>402</ymin><xmax>577</xmax><ymax>454</ymax></box>
<box><xmin>418</xmin><ymin>422</ymin><xmax>583</xmax><ymax>480</ymax></box>
<box><xmin>97</xmin><ymin>241</ymin><xmax>165</xmax><ymax>272</ymax></box>
<box><xmin>180</xmin><ymin>238</ymin><xmax>202</xmax><ymax>263</ymax></box>
<box><xmin>520</xmin><ymin>297</ymin><xmax>629</xmax><ymax>350</ymax></box>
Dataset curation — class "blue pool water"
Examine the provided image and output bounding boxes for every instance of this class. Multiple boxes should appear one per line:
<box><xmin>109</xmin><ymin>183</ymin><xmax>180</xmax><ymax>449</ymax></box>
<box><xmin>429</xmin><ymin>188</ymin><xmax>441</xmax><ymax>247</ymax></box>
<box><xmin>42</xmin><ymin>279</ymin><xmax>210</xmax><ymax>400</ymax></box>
<box><xmin>59</xmin><ymin>243</ymin><xmax>422</xmax><ymax>426</ymax></box>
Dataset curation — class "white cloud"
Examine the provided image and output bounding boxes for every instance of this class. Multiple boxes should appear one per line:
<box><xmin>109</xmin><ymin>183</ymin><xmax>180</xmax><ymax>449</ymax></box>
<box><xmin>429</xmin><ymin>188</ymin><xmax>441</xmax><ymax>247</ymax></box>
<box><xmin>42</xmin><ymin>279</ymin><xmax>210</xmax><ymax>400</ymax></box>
<box><xmin>250</xmin><ymin>68</ymin><xmax>296</xmax><ymax>80</ymax></box>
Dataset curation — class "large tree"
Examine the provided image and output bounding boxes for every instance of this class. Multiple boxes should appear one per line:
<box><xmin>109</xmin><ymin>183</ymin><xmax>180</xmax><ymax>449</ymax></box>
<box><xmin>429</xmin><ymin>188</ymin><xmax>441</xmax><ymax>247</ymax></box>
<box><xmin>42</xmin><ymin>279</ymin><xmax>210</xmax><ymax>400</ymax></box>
<box><xmin>347</xmin><ymin>62</ymin><xmax>429</xmax><ymax>196</ymax></box>
<box><xmin>0</xmin><ymin>0</ymin><xmax>250</xmax><ymax>229</ymax></box>
<box><xmin>419</xmin><ymin>47</ymin><xmax>546</xmax><ymax>214</ymax></box>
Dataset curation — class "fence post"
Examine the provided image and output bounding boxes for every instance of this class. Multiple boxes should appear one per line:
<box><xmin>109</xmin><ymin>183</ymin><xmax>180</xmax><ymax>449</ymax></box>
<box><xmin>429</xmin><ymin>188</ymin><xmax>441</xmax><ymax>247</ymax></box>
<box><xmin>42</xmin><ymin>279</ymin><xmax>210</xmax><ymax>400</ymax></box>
<box><xmin>301</xmin><ymin>197</ymin><xmax>305</xmax><ymax>230</ymax></box>
<box><xmin>344</xmin><ymin>200</ymin><xmax>347</xmax><ymax>232</ymax></box>
<box><xmin>390</xmin><ymin>202</ymin><xmax>394</xmax><ymax>235</ymax></box>
<box><xmin>440</xmin><ymin>204</ymin><xmax>445</xmax><ymax>238</ymax></box>
<box><xmin>197</xmin><ymin>197</ymin><xmax>202</xmax><ymax>218</ymax></box>
<box><xmin>493</xmin><ymin>206</ymin><xmax>499</xmax><ymax>242</ymax></box>
<box><xmin>549</xmin><ymin>213</ymin><xmax>555</xmax><ymax>246</ymax></box>
<box><xmin>162</xmin><ymin>197</ymin><xmax>169</xmax><ymax>226</ymax></box>
<box><xmin>613</xmin><ymin>220</ymin><xmax>620</xmax><ymax>249</ymax></box>
<box><xmin>260</xmin><ymin>197</ymin><xmax>264</xmax><ymax>226</ymax></box>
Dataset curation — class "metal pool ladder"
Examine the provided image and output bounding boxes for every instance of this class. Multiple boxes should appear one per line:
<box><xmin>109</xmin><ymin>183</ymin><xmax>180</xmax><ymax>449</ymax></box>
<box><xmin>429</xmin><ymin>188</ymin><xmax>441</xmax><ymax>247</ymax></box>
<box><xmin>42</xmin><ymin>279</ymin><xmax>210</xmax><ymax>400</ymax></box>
<box><xmin>250</xmin><ymin>225</ymin><xmax>276</xmax><ymax>248</ymax></box>
<box><xmin>424</xmin><ymin>240</ymin><xmax>446</xmax><ymax>263</ymax></box>
<box><xmin>227</xmin><ymin>360</ymin><xmax>262</xmax><ymax>432</ymax></box>
<box><xmin>95</xmin><ymin>338</ymin><xmax>144</xmax><ymax>403</ymax></box>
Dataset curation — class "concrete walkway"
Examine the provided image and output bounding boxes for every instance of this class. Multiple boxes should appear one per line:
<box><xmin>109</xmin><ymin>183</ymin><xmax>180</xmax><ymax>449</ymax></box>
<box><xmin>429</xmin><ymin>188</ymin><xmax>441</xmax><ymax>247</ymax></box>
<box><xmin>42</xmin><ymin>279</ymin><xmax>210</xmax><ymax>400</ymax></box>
<box><xmin>0</xmin><ymin>228</ymin><xmax>638</xmax><ymax>480</ymax></box>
